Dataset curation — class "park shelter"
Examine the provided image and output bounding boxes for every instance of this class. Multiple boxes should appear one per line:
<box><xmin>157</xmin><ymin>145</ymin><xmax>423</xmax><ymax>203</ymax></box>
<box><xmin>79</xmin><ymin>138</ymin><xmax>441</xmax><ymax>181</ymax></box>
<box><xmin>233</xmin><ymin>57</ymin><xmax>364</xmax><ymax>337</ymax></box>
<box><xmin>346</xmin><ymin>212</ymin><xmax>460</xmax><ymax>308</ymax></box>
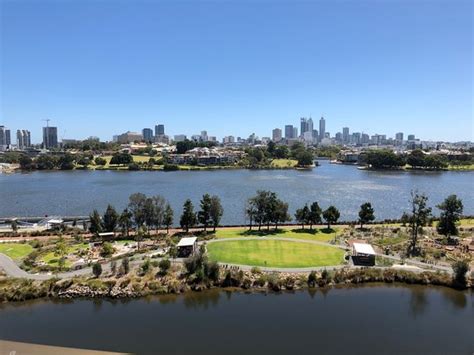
<box><xmin>352</xmin><ymin>242</ymin><xmax>376</xmax><ymax>266</ymax></box>
<box><xmin>177</xmin><ymin>237</ymin><xmax>198</xmax><ymax>257</ymax></box>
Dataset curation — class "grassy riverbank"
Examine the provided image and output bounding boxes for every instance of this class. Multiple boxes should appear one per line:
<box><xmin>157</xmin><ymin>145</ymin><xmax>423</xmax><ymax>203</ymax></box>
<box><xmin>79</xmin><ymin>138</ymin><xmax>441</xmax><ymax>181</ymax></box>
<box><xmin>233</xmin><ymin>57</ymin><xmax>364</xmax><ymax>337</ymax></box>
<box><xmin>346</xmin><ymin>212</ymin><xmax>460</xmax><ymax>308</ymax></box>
<box><xmin>1</xmin><ymin>266</ymin><xmax>470</xmax><ymax>303</ymax></box>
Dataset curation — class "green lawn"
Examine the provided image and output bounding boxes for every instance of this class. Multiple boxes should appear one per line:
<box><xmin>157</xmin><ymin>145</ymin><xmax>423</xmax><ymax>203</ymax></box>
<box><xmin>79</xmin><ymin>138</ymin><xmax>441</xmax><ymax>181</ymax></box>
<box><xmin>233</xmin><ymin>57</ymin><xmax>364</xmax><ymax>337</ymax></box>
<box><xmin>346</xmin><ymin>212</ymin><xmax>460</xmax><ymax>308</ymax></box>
<box><xmin>40</xmin><ymin>243</ymin><xmax>89</xmax><ymax>267</ymax></box>
<box><xmin>459</xmin><ymin>218</ymin><xmax>474</xmax><ymax>226</ymax></box>
<box><xmin>270</xmin><ymin>159</ymin><xmax>298</xmax><ymax>168</ymax></box>
<box><xmin>214</xmin><ymin>227</ymin><xmax>338</xmax><ymax>242</ymax></box>
<box><xmin>0</xmin><ymin>243</ymin><xmax>34</xmax><ymax>260</ymax></box>
<box><xmin>207</xmin><ymin>239</ymin><xmax>345</xmax><ymax>268</ymax></box>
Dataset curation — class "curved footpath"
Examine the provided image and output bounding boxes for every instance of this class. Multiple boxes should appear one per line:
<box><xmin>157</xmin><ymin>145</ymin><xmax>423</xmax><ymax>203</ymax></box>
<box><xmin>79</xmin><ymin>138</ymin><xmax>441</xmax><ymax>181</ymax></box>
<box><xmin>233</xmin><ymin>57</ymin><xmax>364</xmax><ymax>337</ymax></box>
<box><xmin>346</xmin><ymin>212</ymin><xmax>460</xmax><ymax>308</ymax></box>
<box><xmin>0</xmin><ymin>237</ymin><xmax>452</xmax><ymax>280</ymax></box>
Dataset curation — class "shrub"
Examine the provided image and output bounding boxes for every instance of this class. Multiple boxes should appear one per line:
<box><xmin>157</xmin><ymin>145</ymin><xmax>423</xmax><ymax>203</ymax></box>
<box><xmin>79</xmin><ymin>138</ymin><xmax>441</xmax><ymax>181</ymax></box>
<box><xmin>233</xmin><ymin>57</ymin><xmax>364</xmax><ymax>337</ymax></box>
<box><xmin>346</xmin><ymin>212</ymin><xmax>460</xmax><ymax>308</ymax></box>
<box><xmin>452</xmin><ymin>259</ymin><xmax>470</xmax><ymax>287</ymax></box>
<box><xmin>121</xmin><ymin>257</ymin><xmax>130</xmax><ymax>274</ymax></box>
<box><xmin>92</xmin><ymin>262</ymin><xmax>102</xmax><ymax>278</ymax></box>
<box><xmin>163</xmin><ymin>164</ymin><xmax>179</xmax><ymax>171</ymax></box>
<box><xmin>250</xmin><ymin>266</ymin><xmax>262</xmax><ymax>275</ymax></box>
<box><xmin>307</xmin><ymin>271</ymin><xmax>317</xmax><ymax>287</ymax></box>
<box><xmin>100</xmin><ymin>242</ymin><xmax>115</xmax><ymax>257</ymax></box>
<box><xmin>128</xmin><ymin>163</ymin><xmax>140</xmax><ymax>171</ymax></box>
<box><xmin>158</xmin><ymin>258</ymin><xmax>171</xmax><ymax>275</ymax></box>
<box><xmin>140</xmin><ymin>259</ymin><xmax>152</xmax><ymax>274</ymax></box>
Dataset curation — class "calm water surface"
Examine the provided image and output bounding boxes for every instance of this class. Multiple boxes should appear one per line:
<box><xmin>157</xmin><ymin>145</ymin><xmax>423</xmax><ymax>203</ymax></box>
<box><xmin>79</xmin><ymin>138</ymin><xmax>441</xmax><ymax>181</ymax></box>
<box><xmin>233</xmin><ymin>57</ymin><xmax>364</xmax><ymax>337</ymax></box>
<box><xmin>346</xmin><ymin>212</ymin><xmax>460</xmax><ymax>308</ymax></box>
<box><xmin>0</xmin><ymin>285</ymin><xmax>472</xmax><ymax>354</ymax></box>
<box><xmin>0</xmin><ymin>161</ymin><xmax>473</xmax><ymax>223</ymax></box>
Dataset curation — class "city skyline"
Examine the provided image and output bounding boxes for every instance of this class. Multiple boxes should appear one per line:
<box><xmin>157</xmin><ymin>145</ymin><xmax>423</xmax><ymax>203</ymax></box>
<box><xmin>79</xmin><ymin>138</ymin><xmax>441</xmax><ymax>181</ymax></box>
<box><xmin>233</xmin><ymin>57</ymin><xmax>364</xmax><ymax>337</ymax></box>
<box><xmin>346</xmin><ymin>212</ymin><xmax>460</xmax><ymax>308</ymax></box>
<box><xmin>1</xmin><ymin>1</ymin><xmax>472</xmax><ymax>143</ymax></box>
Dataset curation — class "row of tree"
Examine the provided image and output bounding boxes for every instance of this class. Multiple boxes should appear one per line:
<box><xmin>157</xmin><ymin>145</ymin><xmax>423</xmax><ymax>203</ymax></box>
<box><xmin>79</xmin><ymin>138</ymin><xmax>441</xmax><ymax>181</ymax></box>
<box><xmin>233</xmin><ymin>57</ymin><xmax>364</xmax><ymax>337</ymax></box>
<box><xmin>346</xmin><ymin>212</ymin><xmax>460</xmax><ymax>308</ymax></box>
<box><xmin>89</xmin><ymin>193</ymin><xmax>224</xmax><ymax>236</ymax></box>
<box><xmin>364</xmin><ymin>149</ymin><xmax>472</xmax><ymax>169</ymax></box>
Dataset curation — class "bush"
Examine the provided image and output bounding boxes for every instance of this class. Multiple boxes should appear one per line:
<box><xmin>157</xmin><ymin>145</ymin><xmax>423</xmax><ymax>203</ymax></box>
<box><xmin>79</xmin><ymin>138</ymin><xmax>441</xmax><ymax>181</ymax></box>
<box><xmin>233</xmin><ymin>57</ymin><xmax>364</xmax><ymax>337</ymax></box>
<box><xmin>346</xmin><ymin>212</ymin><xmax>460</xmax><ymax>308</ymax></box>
<box><xmin>100</xmin><ymin>242</ymin><xmax>115</xmax><ymax>257</ymax></box>
<box><xmin>250</xmin><ymin>266</ymin><xmax>262</xmax><ymax>275</ymax></box>
<box><xmin>452</xmin><ymin>259</ymin><xmax>470</xmax><ymax>287</ymax></box>
<box><xmin>121</xmin><ymin>257</ymin><xmax>130</xmax><ymax>274</ymax></box>
<box><xmin>158</xmin><ymin>258</ymin><xmax>171</xmax><ymax>275</ymax></box>
<box><xmin>128</xmin><ymin>163</ymin><xmax>140</xmax><ymax>171</ymax></box>
<box><xmin>92</xmin><ymin>262</ymin><xmax>102</xmax><ymax>278</ymax></box>
<box><xmin>307</xmin><ymin>271</ymin><xmax>317</xmax><ymax>287</ymax></box>
<box><xmin>140</xmin><ymin>259</ymin><xmax>151</xmax><ymax>274</ymax></box>
<box><xmin>163</xmin><ymin>164</ymin><xmax>179</xmax><ymax>171</ymax></box>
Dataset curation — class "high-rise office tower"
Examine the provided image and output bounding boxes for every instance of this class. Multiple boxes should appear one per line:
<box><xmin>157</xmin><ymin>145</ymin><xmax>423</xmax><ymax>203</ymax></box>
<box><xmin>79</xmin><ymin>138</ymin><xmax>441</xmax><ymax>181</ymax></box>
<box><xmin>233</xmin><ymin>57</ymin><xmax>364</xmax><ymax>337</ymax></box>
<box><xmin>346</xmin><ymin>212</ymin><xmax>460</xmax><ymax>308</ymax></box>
<box><xmin>42</xmin><ymin>126</ymin><xmax>58</xmax><ymax>148</ymax></box>
<box><xmin>142</xmin><ymin>128</ymin><xmax>154</xmax><ymax>141</ymax></box>
<box><xmin>285</xmin><ymin>125</ymin><xmax>294</xmax><ymax>139</ymax></box>
<box><xmin>395</xmin><ymin>132</ymin><xmax>404</xmax><ymax>141</ymax></box>
<box><xmin>155</xmin><ymin>124</ymin><xmax>165</xmax><ymax>136</ymax></box>
<box><xmin>272</xmin><ymin>128</ymin><xmax>282</xmax><ymax>142</ymax></box>
<box><xmin>407</xmin><ymin>134</ymin><xmax>415</xmax><ymax>141</ymax></box>
<box><xmin>17</xmin><ymin>129</ymin><xmax>31</xmax><ymax>149</ymax></box>
<box><xmin>300</xmin><ymin>118</ymin><xmax>308</xmax><ymax>136</ymax></box>
<box><xmin>319</xmin><ymin>116</ymin><xmax>326</xmax><ymax>141</ymax></box>
<box><xmin>293</xmin><ymin>127</ymin><xmax>298</xmax><ymax>139</ymax></box>
<box><xmin>342</xmin><ymin>127</ymin><xmax>349</xmax><ymax>143</ymax></box>
<box><xmin>307</xmin><ymin>118</ymin><xmax>314</xmax><ymax>135</ymax></box>
<box><xmin>0</xmin><ymin>126</ymin><xmax>11</xmax><ymax>148</ymax></box>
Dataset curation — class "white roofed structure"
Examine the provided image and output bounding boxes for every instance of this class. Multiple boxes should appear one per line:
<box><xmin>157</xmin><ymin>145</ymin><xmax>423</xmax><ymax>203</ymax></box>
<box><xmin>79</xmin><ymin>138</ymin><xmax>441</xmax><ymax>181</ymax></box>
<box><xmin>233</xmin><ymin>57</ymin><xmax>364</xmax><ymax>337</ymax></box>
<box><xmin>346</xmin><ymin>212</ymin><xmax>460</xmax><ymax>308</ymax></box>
<box><xmin>177</xmin><ymin>237</ymin><xmax>197</xmax><ymax>247</ymax></box>
<box><xmin>352</xmin><ymin>243</ymin><xmax>376</xmax><ymax>256</ymax></box>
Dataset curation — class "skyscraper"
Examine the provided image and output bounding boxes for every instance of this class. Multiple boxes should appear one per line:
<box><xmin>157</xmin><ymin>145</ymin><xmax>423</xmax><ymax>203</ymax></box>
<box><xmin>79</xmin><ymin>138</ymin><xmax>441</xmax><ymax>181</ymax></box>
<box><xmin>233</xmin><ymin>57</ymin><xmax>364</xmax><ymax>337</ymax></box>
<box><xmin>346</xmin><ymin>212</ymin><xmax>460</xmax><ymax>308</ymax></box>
<box><xmin>395</xmin><ymin>132</ymin><xmax>404</xmax><ymax>141</ymax></box>
<box><xmin>292</xmin><ymin>127</ymin><xmax>298</xmax><ymax>139</ymax></box>
<box><xmin>155</xmin><ymin>124</ymin><xmax>165</xmax><ymax>136</ymax></box>
<box><xmin>307</xmin><ymin>118</ymin><xmax>314</xmax><ymax>135</ymax></box>
<box><xmin>342</xmin><ymin>127</ymin><xmax>349</xmax><ymax>143</ymax></box>
<box><xmin>300</xmin><ymin>118</ymin><xmax>308</xmax><ymax>136</ymax></box>
<box><xmin>319</xmin><ymin>116</ymin><xmax>326</xmax><ymax>141</ymax></box>
<box><xmin>272</xmin><ymin>128</ymin><xmax>282</xmax><ymax>142</ymax></box>
<box><xmin>0</xmin><ymin>126</ymin><xmax>11</xmax><ymax>148</ymax></box>
<box><xmin>17</xmin><ymin>129</ymin><xmax>31</xmax><ymax>149</ymax></box>
<box><xmin>142</xmin><ymin>128</ymin><xmax>153</xmax><ymax>141</ymax></box>
<box><xmin>285</xmin><ymin>125</ymin><xmax>294</xmax><ymax>139</ymax></box>
<box><xmin>43</xmin><ymin>126</ymin><xmax>58</xmax><ymax>148</ymax></box>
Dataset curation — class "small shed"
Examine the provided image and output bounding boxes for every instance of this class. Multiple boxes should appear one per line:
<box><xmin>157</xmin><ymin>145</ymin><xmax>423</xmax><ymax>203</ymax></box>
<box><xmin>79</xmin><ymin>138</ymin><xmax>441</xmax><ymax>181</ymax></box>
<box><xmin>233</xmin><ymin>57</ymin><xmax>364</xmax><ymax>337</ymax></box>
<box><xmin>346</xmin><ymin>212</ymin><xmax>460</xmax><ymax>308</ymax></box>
<box><xmin>177</xmin><ymin>237</ymin><xmax>198</xmax><ymax>257</ymax></box>
<box><xmin>352</xmin><ymin>242</ymin><xmax>376</xmax><ymax>266</ymax></box>
<box><xmin>46</xmin><ymin>218</ymin><xmax>63</xmax><ymax>230</ymax></box>
<box><xmin>98</xmin><ymin>232</ymin><xmax>115</xmax><ymax>241</ymax></box>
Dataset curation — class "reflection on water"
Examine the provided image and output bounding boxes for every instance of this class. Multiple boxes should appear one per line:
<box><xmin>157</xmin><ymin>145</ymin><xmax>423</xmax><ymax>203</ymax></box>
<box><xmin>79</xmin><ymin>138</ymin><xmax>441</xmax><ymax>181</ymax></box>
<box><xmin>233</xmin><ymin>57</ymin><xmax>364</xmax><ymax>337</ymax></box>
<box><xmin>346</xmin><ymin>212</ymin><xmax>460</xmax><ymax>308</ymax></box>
<box><xmin>0</xmin><ymin>285</ymin><xmax>472</xmax><ymax>355</ymax></box>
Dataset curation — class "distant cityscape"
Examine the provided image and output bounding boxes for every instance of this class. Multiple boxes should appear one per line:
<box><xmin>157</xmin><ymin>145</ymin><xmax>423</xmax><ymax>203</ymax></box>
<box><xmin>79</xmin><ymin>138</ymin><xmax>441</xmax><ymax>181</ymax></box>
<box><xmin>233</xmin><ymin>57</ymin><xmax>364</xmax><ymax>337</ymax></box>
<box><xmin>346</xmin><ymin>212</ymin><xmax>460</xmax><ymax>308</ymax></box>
<box><xmin>0</xmin><ymin>115</ymin><xmax>472</xmax><ymax>152</ymax></box>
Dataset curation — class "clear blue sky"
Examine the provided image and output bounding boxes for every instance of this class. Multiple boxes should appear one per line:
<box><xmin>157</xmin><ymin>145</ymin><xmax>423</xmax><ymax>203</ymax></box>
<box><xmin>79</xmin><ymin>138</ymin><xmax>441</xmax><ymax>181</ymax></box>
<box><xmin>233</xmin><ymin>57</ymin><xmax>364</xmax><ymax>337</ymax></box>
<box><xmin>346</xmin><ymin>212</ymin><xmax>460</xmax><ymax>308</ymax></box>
<box><xmin>1</xmin><ymin>0</ymin><xmax>472</xmax><ymax>143</ymax></box>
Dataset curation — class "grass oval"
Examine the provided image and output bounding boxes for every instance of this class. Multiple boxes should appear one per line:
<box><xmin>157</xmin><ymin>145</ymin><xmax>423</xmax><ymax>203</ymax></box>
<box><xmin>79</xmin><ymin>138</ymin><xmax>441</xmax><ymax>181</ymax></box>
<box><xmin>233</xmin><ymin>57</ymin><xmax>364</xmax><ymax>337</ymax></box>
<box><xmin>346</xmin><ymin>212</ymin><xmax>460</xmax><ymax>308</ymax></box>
<box><xmin>207</xmin><ymin>239</ymin><xmax>345</xmax><ymax>268</ymax></box>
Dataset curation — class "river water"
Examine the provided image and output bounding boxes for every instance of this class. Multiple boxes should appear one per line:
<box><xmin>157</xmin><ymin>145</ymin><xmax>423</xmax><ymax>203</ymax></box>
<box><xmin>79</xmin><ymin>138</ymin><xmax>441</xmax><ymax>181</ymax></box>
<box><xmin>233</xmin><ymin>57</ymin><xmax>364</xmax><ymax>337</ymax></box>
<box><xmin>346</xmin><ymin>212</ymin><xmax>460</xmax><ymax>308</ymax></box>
<box><xmin>0</xmin><ymin>161</ymin><xmax>473</xmax><ymax>224</ymax></box>
<box><xmin>0</xmin><ymin>285</ymin><xmax>472</xmax><ymax>354</ymax></box>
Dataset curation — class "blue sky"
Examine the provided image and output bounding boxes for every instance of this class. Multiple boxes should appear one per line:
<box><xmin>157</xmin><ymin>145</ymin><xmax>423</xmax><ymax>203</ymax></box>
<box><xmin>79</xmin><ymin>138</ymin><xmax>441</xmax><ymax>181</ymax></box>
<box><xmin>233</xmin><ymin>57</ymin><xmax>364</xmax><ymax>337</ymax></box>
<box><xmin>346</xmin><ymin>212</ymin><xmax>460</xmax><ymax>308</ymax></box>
<box><xmin>1</xmin><ymin>0</ymin><xmax>472</xmax><ymax>143</ymax></box>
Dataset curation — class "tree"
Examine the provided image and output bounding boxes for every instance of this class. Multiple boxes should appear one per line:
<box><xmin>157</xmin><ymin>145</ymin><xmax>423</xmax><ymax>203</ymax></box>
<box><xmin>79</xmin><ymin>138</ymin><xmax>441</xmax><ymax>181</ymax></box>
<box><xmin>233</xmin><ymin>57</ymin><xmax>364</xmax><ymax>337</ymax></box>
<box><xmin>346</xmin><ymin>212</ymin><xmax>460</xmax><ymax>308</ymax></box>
<box><xmin>10</xmin><ymin>219</ymin><xmax>18</xmax><ymax>233</ymax></box>
<box><xmin>110</xmin><ymin>152</ymin><xmax>133</xmax><ymax>165</ymax></box>
<box><xmin>209</xmin><ymin>196</ymin><xmax>224</xmax><ymax>232</ymax></box>
<box><xmin>102</xmin><ymin>204</ymin><xmax>118</xmax><ymax>232</ymax></box>
<box><xmin>437</xmin><ymin>195</ymin><xmax>463</xmax><ymax>238</ymax></box>
<box><xmin>297</xmin><ymin>151</ymin><xmax>314</xmax><ymax>167</ymax></box>
<box><xmin>89</xmin><ymin>209</ymin><xmax>102</xmax><ymax>234</ymax></box>
<box><xmin>118</xmin><ymin>209</ymin><xmax>132</xmax><ymax>237</ymax></box>
<box><xmin>273</xmin><ymin>199</ymin><xmax>291</xmax><ymax>229</ymax></box>
<box><xmin>308</xmin><ymin>202</ymin><xmax>322</xmax><ymax>229</ymax></box>
<box><xmin>54</xmin><ymin>235</ymin><xmax>68</xmax><ymax>271</ymax></box>
<box><xmin>92</xmin><ymin>262</ymin><xmax>102</xmax><ymax>278</ymax></box>
<box><xmin>407</xmin><ymin>191</ymin><xmax>432</xmax><ymax>256</ymax></box>
<box><xmin>180</xmin><ymin>199</ymin><xmax>197</xmax><ymax>232</ymax></box>
<box><xmin>245</xmin><ymin>201</ymin><xmax>257</xmax><ymax>231</ymax></box>
<box><xmin>58</xmin><ymin>154</ymin><xmax>75</xmax><ymax>170</ymax></box>
<box><xmin>358</xmin><ymin>202</ymin><xmax>375</xmax><ymax>228</ymax></box>
<box><xmin>452</xmin><ymin>259</ymin><xmax>469</xmax><ymax>287</ymax></box>
<box><xmin>295</xmin><ymin>205</ymin><xmax>310</xmax><ymax>229</ymax></box>
<box><xmin>198</xmin><ymin>194</ymin><xmax>212</xmax><ymax>231</ymax></box>
<box><xmin>128</xmin><ymin>192</ymin><xmax>147</xmax><ymax>228</ymax></box>
<box><xmin>163</xmin><ymin>203</ymin><xmax>174</xmax><ymax>234</ymax></box>
<box><xmin>94</xmin><ymin>157</ymin><xmax>107</xmax><ymax>166</ymax></box>
<box><xmin>323</xmin><ymin>206</ymin><xmax>340</xmax><ymax>229</ymax></box>
<box><xmin>19</xmin><ymin>155</ymin><xmax>34</xmax><ymax>170</ymax></box>
<box><xmin>100</xmin><ymin>242</ymin><xmax>115</xmax><ymax>257</ymax></box>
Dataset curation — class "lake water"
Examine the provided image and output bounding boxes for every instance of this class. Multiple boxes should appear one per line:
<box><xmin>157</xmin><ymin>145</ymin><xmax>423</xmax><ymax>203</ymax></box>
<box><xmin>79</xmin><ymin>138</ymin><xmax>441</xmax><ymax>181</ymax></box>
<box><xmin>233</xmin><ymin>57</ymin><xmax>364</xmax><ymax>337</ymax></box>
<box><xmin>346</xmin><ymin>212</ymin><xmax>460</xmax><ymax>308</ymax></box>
<box><xmin>0</xmin><ymin>161</ymin><xmax>473</xmax><ymax>224</ymax></box>
<box><xmin>0</xmin><ymin>285</ymin><xmax>472</xmax><ymax>354</ymax></box>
